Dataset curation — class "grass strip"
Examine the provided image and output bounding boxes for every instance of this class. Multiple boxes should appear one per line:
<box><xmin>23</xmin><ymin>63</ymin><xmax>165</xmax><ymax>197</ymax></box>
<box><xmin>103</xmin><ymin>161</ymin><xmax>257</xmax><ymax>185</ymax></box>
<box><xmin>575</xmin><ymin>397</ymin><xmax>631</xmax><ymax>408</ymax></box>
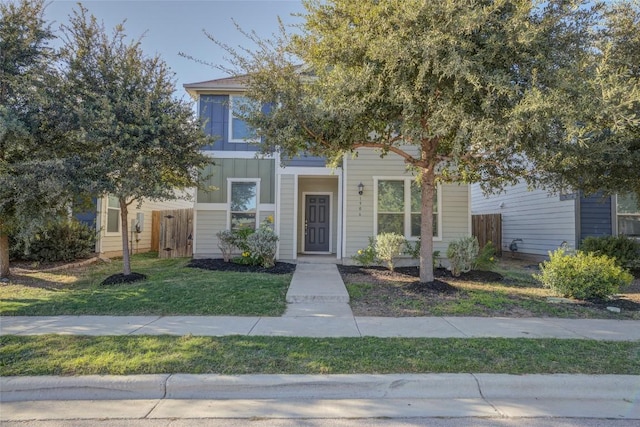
<box><xmin>2</xmin><ymin>335</ymin><xmax>639</xmax><ymax>376</ymax></box>
<box><xmin>1</xmin><ymin>255</ymin><xmax>290</xmax><ymax>316</ymax></box>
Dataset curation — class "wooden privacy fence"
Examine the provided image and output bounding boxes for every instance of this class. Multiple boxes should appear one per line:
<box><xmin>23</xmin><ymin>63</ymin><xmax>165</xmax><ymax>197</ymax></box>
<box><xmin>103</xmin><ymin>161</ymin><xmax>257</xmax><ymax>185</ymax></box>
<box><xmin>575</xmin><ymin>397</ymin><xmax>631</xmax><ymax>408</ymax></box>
<box><xmin>152</xmin><ymin>208</ymin><xmax>193</xmax><ymax>258</ymax></box>
<box><xmin>472</xmin><ymin>214</ymin><xmax>502</xmax><ymax>256</ymax></box>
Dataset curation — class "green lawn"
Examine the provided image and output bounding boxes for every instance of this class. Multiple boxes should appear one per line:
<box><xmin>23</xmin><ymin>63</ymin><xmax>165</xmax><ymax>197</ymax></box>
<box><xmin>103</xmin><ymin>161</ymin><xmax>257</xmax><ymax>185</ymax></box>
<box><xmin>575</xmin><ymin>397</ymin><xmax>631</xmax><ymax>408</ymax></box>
<box><xmin>1</xmin><ymin>335</ymin><xmax>638</xmax><ymax>376</ymax></box>
<box><xmin>0</xmin><ymin>253</ymin><xmax>290</xmax><ymax>316</ymax></box>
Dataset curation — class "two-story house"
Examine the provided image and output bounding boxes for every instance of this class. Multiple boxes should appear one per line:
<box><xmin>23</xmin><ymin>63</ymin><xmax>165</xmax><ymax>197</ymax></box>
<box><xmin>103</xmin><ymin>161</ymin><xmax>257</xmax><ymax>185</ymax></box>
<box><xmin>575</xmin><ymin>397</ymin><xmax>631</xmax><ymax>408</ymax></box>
<box><xmin>185</xmin><ymin>76</ymin><xmax>472</xmax><ymax>264</ymax></box>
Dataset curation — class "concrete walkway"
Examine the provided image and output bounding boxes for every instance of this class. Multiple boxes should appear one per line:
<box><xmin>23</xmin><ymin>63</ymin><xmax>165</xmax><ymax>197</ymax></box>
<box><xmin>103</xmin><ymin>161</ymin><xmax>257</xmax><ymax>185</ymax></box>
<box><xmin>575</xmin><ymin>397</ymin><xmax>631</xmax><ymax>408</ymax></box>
<box><xmin>2</xmin><ymin>264</ymin><xmax>640</xmax><ymax>422</ymax></box>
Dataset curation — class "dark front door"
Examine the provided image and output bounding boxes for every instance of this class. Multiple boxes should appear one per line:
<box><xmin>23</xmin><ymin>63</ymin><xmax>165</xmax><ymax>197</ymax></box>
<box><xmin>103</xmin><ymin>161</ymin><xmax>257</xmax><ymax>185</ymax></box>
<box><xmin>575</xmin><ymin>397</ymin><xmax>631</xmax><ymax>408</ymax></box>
<box><xmin>305</xmin><ymin>195</ymin><xmax>330</xmax><ymax>252</ymax></box>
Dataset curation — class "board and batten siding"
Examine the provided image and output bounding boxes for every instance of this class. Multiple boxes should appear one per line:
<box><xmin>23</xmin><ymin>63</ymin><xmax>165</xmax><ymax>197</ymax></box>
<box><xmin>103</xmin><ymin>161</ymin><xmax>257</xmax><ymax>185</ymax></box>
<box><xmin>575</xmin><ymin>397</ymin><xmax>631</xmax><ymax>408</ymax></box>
<box><xmin>471</xmin><ymin>181</ymin><xmax>576</xmax><ymax>256</ymax></box>
<box><xmin>579</xmin><ymin>193</ymin><xmax>613</xmax><ymax>241</ymax></box>
<box><xmin>197</xmin><ymin>158</ymin><xmax>275</xmax><ymax>204</ymax></box>
<box><xmin>199</xmin><ymin>94</ymin><xmax>260</xmax><ymax>152</ymax></box>
<box><xmin>343</xmin><ymin>148</ymin><xmax>470</xmax><ymax>264</ymax></box>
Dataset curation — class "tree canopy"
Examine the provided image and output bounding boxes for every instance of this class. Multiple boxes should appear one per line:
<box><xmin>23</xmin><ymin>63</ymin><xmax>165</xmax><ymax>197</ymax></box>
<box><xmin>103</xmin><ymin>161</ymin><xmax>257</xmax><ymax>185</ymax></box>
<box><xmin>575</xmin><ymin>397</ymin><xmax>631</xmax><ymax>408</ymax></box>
<box><xmin>59</xmin><ymin>6</ymin><xmax>212</xmax><ymax>275</ymax></box>
<box><xmin>0</xmin><ymin>0</ymin><xmax>78</xmax><ymax>278</ymax></box>
<box><xmin>211</xmin><ymin>0</ymin><xmax>609</xmax><ymax>282</ymax></box>
<box><xmin>531</xmin><ymin>1</ymin><xmax>640</xmax><ymax>199</ymax></box>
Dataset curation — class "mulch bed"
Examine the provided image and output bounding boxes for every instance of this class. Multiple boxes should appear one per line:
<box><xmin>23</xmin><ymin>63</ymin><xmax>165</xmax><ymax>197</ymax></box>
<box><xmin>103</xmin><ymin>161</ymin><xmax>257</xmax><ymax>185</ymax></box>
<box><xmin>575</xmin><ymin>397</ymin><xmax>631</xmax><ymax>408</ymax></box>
<box><xmin>101</xmin><ymin>272</ymin><xmax>147</xmax><ymax>286</ymax></box>
<box><xmin>187</xmin><ymin>258</ymin><xmax>296</xmax><ymax>275</ymax></box>
<box><xmin>337</xmin><ymin>265</ymin><xmax>503</xmax><ymax>284</ymax></box>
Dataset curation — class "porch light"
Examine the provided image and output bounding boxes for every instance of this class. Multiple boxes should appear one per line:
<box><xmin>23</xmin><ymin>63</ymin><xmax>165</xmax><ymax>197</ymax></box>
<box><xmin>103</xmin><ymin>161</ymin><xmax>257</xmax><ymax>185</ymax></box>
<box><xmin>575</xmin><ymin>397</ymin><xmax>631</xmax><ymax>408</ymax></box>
<box><xmin>358</xmin><ymin>182</ymin><xmax>364</xmax><ymax>195</ymax></box>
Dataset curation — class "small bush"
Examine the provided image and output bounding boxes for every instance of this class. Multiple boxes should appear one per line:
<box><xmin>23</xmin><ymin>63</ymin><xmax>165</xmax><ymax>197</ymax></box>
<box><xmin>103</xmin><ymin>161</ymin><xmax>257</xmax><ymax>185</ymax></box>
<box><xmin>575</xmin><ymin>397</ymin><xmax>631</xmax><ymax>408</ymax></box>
<box><xmin>580</xmin><ymin>235</ymin><xmax>640</xmax><ymax>270</ymax></box>
<box><xmin>353</xmin><ymin>237</ymin><xmax>377</xmax><ymax>266</ymax></box>
<box><xmin>447</xmin><ymin>236</ymin><xmax>479</xmax><ymax>277</ymax></box>
<box><xmin>474</xmin><ymin>241</ymin><xmax>497</xmax><ymax>270</ymax></box>
<box><xmin>11</xmin><ymin>220</ymin><xmax>96</xmax><ymax>262</ymax></box>
<box><xmin>246</xmin><ymin>225</ymin><xmax>279</xmax><ymax>268</ymax></box>
<box><xmin>375</xmin><ymin>232</ymin><xmax>406</xmax><ymax>272</ymax></box>
<box><xmin>232</xmin><ymin>228</ymin><xmax>255</xmax><ymax>253</ymax></box>
<box><xmin>534</xmin><ymin>248</ymin><xmax>633</xmax><ymax>300</ymax></box>
<box><xmin>216</xmin><ymin>230</ymin><xmax>236</xmax><ymax>262</ymax></box>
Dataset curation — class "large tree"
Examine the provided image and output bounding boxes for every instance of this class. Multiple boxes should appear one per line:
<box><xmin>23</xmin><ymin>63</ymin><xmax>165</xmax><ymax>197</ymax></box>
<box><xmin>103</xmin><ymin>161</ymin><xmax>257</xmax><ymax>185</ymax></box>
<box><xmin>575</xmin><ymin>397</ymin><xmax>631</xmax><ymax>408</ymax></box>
<box><xmin>532</xmin><ymin>1</ymin><xmax>640</xmax><ymax>199</ymax></box>
<box><xmin>211</xmin><ymin>0</ymin><xmax>602</xmax><ymax>282</ymax></box>
<box><xmin>60</xmin><ymin>6</ymin><xmax>212</xmax><ymax>277</ymax></box>
<box><xmin>0</xmin><ymin>0</ymin><xmax>77</xmax><ymax>279</ymax></box>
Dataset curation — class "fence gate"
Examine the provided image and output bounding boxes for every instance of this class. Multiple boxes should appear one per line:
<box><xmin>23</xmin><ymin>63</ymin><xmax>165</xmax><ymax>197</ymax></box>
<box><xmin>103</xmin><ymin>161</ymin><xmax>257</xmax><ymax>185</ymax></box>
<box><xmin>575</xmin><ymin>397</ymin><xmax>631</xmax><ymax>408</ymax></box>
<box><xmin>153</xmin><ymin>208</ymin><xmax>193</xmax><ymax>258</ymax></box>
<box><xmin>472</xmin><ymin>214</ymin><xmax>502</xmax><ymax>256</ymax></box>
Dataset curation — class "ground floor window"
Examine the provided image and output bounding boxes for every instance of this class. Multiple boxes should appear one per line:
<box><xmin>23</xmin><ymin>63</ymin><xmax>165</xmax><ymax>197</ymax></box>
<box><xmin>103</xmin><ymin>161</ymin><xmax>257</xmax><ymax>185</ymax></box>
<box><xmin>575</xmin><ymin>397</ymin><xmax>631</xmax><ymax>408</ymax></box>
<box><xmin>106</xmin><ymin>195</ymin><xmax>120</xmax><ymax>233</ymax></box>
<box><xmin>375</xmin><ymin>178</ymin><xmax>439</xmax><ymax>239</ymax></box>
<box><xmin>229</xmin><ymin>180</ymin><xmax>258</xmax><ymax>230</ymax></box>
<box><xmin>617</xmin><ymin>193</ymin><xmax>640</xmax><ymax>237</ymax></box>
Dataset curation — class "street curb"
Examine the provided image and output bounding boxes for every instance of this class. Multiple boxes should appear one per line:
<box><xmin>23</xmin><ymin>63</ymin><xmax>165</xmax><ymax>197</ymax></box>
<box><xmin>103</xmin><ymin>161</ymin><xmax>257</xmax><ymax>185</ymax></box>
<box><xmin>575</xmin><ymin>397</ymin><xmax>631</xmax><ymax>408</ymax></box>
<box><xmin>2</xmin><ymin>374</ymin><xmax>639</xmax><ymax>402</ymax></box>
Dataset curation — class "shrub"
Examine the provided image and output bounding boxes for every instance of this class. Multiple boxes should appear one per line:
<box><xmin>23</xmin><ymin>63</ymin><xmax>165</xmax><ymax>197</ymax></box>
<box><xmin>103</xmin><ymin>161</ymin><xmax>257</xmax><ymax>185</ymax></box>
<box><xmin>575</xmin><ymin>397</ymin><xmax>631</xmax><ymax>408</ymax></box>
<box><xmin>216</xmin><ymin>230</ymin><xmax>236</xmax><ymax>262</ymax></box>
<box><xmin>534</xmin><ymin>248</ymin><xmax>633</xmax><ymax>300</ymax></box>
<box><xmin>11</xmin><ymin>220</ymin><xmax>97</xmax><ymax>262</ymax></box>
<box><xmin>232</xmin><ymin>228</ymin><xmax>255</xmax><ymax>253</ymax></box>
<box><xmin>474</xmin><ymin>241</ymin><xmax>497</xmax><ymax>270</ymax></box>
<box><xmin>245</xmin><ymin>225</ymin><xmax>279</xmax><ymax>268</ymax></box>
<box><xmin>353</xmin><ymin>237</ymin><xmax>377</xmax><ymax>266</ymax></box>
<box><xmin>580</xmin><ymin>235</ymin><xmax>640</xmax><ymax>270</ymax></box>
<box><xmin>447</xmin><ymin>236</ymin><xmax>479</xmax><ymax>277</ymax></box>
<box><xmin>405</xmin><ymin>239</ymin><xmax>441</xmax><ymax>268</ymax></box>
<box><xmin>375</xmin><ymin>232</ymin><xmax>406</xmax><ymax>272</ymax></box>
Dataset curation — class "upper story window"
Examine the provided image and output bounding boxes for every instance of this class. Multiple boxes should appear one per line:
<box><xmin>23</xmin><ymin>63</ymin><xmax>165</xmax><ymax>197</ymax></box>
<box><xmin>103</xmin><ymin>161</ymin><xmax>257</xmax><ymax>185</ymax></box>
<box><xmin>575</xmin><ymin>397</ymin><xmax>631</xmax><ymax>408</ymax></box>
<box><xmin>617</xmin><ymin>193</ymin><xmax>640</xmax><ymax>238</ymax></box>
<box><xmin>375</xmin><ymin>178</ymin><xmax>440</xmax><ymax>239</ymax></box>
<box><xmin>229</xmin><ymin>95</ymin><xmax>258</xmax><ymax>143</ymax></box>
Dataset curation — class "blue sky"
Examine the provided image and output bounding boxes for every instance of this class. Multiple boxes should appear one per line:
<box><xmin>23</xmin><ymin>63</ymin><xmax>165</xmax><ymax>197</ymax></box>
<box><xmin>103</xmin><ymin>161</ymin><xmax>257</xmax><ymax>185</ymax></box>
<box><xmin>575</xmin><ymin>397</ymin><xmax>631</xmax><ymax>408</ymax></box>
<box><xmin>46</xmin><ymin>1</ymin><xmax>305</xmax><ymax>99</ymax></box>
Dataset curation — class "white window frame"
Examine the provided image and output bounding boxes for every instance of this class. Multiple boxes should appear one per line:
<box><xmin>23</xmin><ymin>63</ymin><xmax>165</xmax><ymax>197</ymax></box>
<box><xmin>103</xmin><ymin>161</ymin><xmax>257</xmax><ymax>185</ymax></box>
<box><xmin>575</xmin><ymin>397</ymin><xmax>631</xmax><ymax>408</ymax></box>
<box><xmin>105</xmin><ymin>195</ymin><xmax>121</xmax><ymax>235</ymax></box>
<box><xmin>615</xmin><ymin>193</ymin><xmax>640</xmax><ymax>238</ymax></box>
<box><xmin>228</xmin><ymin>95</ymin><xmax>259</xmax><ymax>143</ymax></box>
<box><xmin>227</xmin><ymin>178</ymin><xmax>261</xmax><ymax>230</ymax></box>
<box><xmin>373</xmin><ymin>177</ymin><xmax>442</xmax><ymax>241</ymax></box>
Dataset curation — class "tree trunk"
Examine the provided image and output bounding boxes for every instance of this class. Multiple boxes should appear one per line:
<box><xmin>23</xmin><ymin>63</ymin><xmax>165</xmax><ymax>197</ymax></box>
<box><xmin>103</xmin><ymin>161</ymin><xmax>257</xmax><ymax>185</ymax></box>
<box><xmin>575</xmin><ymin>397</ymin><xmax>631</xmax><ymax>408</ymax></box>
<box><xmin>120</xmin><ymin>201</ymin><xmax>131</xmax><ymax>276</ymax></box>
<box><xmin>0</xmin><ymin>231</ymin><xmax>9</xmax><ymax>279</ymax></box>
<box><xmin>419</xmin><ymin>167</ymin><xmax>436</xmax><ymax>283</ymax></box>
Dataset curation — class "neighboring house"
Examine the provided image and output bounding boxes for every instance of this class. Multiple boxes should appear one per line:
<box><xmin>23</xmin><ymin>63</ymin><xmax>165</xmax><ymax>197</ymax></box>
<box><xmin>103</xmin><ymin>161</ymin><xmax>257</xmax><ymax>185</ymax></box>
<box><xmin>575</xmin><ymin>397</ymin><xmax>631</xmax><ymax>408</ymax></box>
<box><xmin>184</xmin><ymin>76</ymin><xmax>471</xmax><ymax>265</ymax></box>
<box><xmin>471</xmin><ymin>181</ymin><xmax>640</xmax><ymax>259</ymax></box>
<box><xmin>75</xmin><ymin>194</ymin><xmax>193</xmax><ymax>257</ymax></box>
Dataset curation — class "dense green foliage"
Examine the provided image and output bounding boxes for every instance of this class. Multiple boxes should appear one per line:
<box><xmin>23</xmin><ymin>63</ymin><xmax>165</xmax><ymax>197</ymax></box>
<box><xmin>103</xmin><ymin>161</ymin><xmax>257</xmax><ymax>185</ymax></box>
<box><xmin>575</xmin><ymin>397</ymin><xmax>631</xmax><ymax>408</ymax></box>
<box><xmin>580</xmin><ymin>235</ymin><xmax>640</xmax><ymax>270</ymax></box>
<box><xmin>208</xmin><ymin>0</ymin><xmax>613</xmax><ymax>283</ymax></box>
<box><xmin>447</xmin><ymin>237</ymin><xmax>480</xmax><ymax>277</ymax></box>
<box><xmin>58</xmin><ymin>6</ymin><xmax>212</xmax><ymax>275</ymax></box>
<box><xmin>0</xmin><ymin>0</ymin><xmax>79</xmax><ymax>278</ymax></box>
<box><xmin>532</xmin><ymin>2</ymin><xmax>640</xmax><ymax>199</ymax></box>
<box><xmin>535</xmin><ymin>249</ymin><xmax>634</xmax><ymax>300</ymax></box>
<box><xmin>375</xmin><ymin>232</ymin><xmax>406</xmax><ymax>271</ymax></box>
<box><xmin>10</xmin><ymin>220</ymin><xmax>96</xmax><ymax>262</ymax></box>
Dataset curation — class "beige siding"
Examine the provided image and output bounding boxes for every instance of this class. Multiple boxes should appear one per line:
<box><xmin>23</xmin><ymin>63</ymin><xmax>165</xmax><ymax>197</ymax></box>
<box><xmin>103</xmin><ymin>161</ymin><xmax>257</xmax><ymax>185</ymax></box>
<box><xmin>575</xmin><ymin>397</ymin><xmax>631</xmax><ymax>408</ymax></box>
<box><xmin>343</xmin><ymin>148</ymin><xmax>470</xmax><ymax>264</ymax></box>
<box><xmin>193</xmin><ymin>210</ymin><xmax>227</xmax><ymax>258</ymax></box>
<box><xmin>99</xmin><ymin>191</ymin><xmax>194</xmax><ymax>257</ymax></box>
<box><xmin>198</xmin><ymin>158</ymin><xmax>275</xmax><ymax>204</ymax></box>
<box><xmin>278</xmin><ymin>174</ymin><xmax>296</xmax><ymax>260</ymax></box>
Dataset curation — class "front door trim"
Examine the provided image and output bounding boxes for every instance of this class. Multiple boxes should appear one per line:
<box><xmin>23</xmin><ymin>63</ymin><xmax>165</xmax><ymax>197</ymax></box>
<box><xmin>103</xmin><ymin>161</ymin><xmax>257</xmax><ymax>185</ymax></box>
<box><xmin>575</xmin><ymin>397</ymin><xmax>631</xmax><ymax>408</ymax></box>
<box><xmin>302</xmin><ymin>191</ymin><xmax>332</xmax><ymax>254</ymax></box>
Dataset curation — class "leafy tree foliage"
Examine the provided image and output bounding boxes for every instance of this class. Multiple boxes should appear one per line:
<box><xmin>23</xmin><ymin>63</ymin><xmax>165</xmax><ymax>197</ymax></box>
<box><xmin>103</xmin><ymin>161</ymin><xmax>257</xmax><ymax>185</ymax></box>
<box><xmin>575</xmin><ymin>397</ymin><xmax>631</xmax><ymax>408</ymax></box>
<box><xmin>531</xmin><ymin>1</ymin><xmax>640</xmax><ymax>199</ymax></box>
<box><xmin>209</xmin><ymin>0</ymin><xmax>602</xmax><ymax>282</ymax></box>
<box><xmin>59</xmin><ymin>6</ymin><xmax>212</xmax><ymax>276</ymax></box>
<box><xmin>0</xmin><ymin>0</ymin><xmax>79</xmax><ymax>278</ymax></box>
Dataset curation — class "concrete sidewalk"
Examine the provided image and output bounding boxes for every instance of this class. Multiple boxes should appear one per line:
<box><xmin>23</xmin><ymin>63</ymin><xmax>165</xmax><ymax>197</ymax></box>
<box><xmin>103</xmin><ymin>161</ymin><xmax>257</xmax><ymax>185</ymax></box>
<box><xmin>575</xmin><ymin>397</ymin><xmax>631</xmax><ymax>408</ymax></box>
<box><xmin>3</xmin><ymin>315</ymin><xmax>640</xmax><ymax>340</ymax></box>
